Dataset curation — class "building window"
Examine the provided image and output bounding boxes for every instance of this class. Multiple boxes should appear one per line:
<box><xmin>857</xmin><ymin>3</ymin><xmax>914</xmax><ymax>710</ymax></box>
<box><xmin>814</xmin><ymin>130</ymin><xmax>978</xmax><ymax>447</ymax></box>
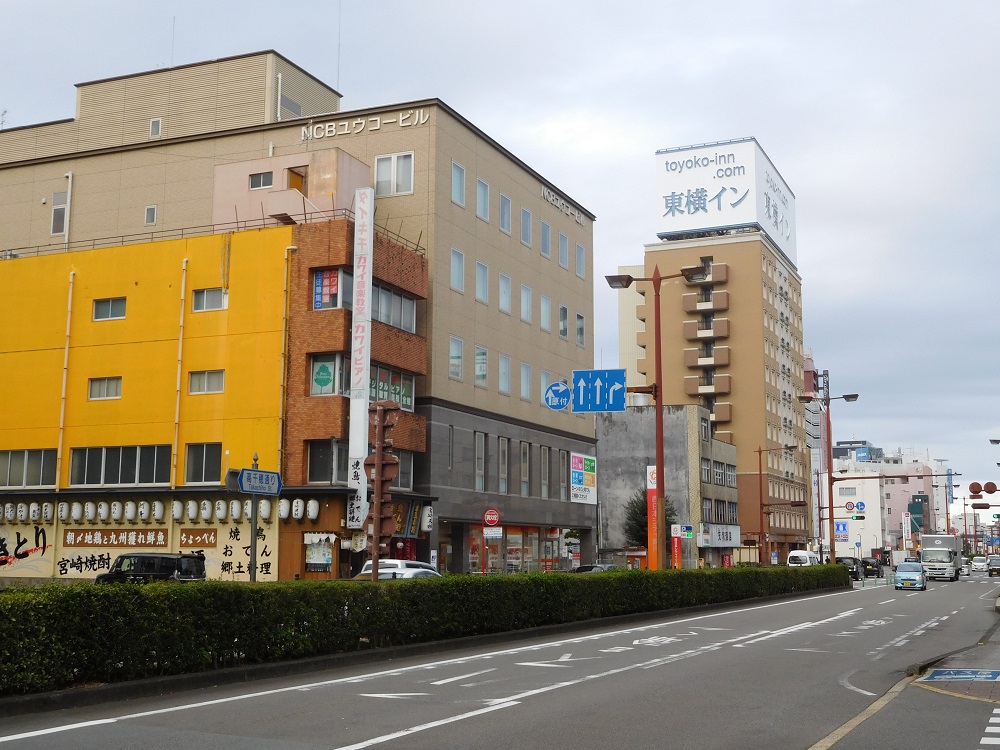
<box><xmin>475</xmin><ymin>432</ymin><xmax>486</xmax><ymax>492</ymax></box>
<box><xmin>449</xmin><ymin>336</ymin><xmax>463</xmax><ymax>380</ymax></box>
<box><xmin>700</xmin><ymin>417</ymin><xmax>710</xmax><ymax>441</ymax></box>
<box><xmin>540</xmin><ymin>295</ymin><xmax>551</xmax><ymax>332</ymax></box>
<box><xmin>476</xmin><ymin>178</ymin><xmax>489</xmax><ymax>220</ymax></box>
<box><xmin>500</xmin><ymin>193</ymin><xmax>511</xmax><ymax>234</ymax></box>
<box><xmin>476</xmin><ymin>261</ymin><xmax>488</xmax><ymax>303</ymax></box>
<box><xmin>715</xmin><ymin>499</ymin><xmax>726</xmax><ymax>524</ymax></box>
<box><xmin>375</xmin><ymin>152</ymin><xmax>413</xmax><ymax>196</ymax></box>
<box><xmin>69</xmin><ymin>445</ymin><xmax>170</xmax><ymax>486</ymax></box>
<box><xmin>451</xmin><ymin>248</ymin><xmax>465</xmax><ymax>292</ymax></box>
<box><xmin>576</xmin><ymin>313</ymin><xmax>585</xmax><ymax>346</ymax></box>
<box><xmin>540</xmin><ymin>222</ymin><xmax>551</xmax><ymax>258</ymax></box>
<box><xmin>310</xmin><ymin>353</ymin><xmax>349</xmax><ymax>396</ymax></box>
<box><xmin>279</xmin><ymin>94</ymin><xmax>302</xmax><ymax>118</ymax></box>
<box><xmin>713</xmin><ymin>461</ymin><xmax>725</xmax><ymax>485</ymax></box>
<box><xmin>559</xmin><ymin>233</ymin><xmax>569</xmax><ymax>268</ymax></box>
<box><xmin>520</xmin><ymin>207</ymin><xmax>532</xmax><ymax>247</ymax></box>
<box><xmin>540</xmin><ymin>371</ymin><xmax>551</xmax><ymax>404</ymax></box>
<box><xmin>51</xmin><ymin>191</ymin><xmax>67</xmax><ymax>235</ymax></box>
<box><xmin>520</xmin><ymin>285</ymin><xmax>532</xmax><ymax>324</ymax></box>
<box><xmin>189</xmin><ymin>370</ymin><xmax>225</xmax><ymax>394</ymax></box>
<box><xmin>308</xmin><ymin>440</ymin><xmax>349</xmax><ymax>484</ymax></box>
<box><xmin>475</xmin><ymin>345</ymin><xmax>488</xmax><ymax>388</ymax></box>
<box><xmin>0</xmin><ymin>449</ymin><xmax>57</xmax><ymax>488</ymax></box>
<box><xmin>520</xmin><ymin>442</ymin><xmax>530</xmax><ymax>496</ymax></box>
<box><xmin>520</xmin><ymin>362</ymin><xmax>531</xmax><ymax>401</ymax></box>
<box><xmin>193</xmin><ymin>288</ymin><xmax>227</xmax><ymax>312</ymax></box>
<box><xmin>576</xmin><ymin>243</ymin><xmax>586</xmax><ymax>279</ymax></box>
<box><xmin>391</xmin><ymin>450</ymin><xmax>414</xmax><ymax>491</ymax></box>
<box><xmin>88</xmin><ymin>376</ymin><xmax>122</xmax><ymax>400</ymax></box>
<box><xmin>839</xmin><ymin>486</ymin><xmax>858</xmax><ymax>497</ymax></box>
<box><xmin>559</xmin><ymin>450</ymin><xmax>569</xmax><ymax>500</ymax></box>
<box><xmin>559</xmin><ymin>305</ymin><xmax>568</xmax><ymax>338</ymax></box>
<box><xmin>726</xmin><ymin>464</ymin><xmax>737</xmax><ymax>488</ymax></box>
<box><xmin>185</xmin><ymin>443</ymin><xmax>222</xmax><ymax>484</ymax></box>
<box><xmin>249</xmin><ymin>171</ymin><xmax>273</xmax><ymax>190</ymax></box>
<box><xmin>93</xmin><ymin>297</ymin><xmax>126</xmax><ymax>321</ymax></box>
<box><xmin>369</xmin><ymin>366</ymin><xmax>416</xmax><ymax>411</ymax></box>
<box><xmin>149</xmin><ymin>118</ymin><xmax>162</xmax><ymax>138</ymax></box>
<box><xmin>313</xmin><ymin>269</ymin><xmax>353</xmax><ymax>311</ymax></box>
<box><xmin>499</xmin><ymin>354</ymin><xmax>510</xmax><ymax>395</ymax></box>
<box><xmin>701</xmin><ymin>458</ymin><xmax>711</xmax><ymax>482</ymax></box>
<box><xmin>728</xmin><ymin>501</ymin><xmax>739</xmax><ymax>525</ymax></box>
<box><xmin>144</xmin><ymin>205</ymin><xmax>157</xmax><ymax>226</ymax></box>
<box><xmin>498</xmin><ymin>437</ymin><xmax>509</xmax><ymax>494</ymax></box>
<box><xmin>540</xmin><ymin>446</ymin><xmax>550</xmax><ymax>498</ymax></box>
<box><xmin>702</xmin><ymin>498</ymin><xmax>713</xmax><ymax>523</ymax></box>
<box><xmin>372</xmin><ymin>282</ymin><xmax>415</xmax><ymax>333</ymax></box>
<box><xmin>499</xmin><ymin>273</ymin><xmax>511</xmax><ymax>314</ymax></box>
<box><xmin>452</xmin><ymin>162</ymin><xmax>466</xmax><ymax>206</ymax></box>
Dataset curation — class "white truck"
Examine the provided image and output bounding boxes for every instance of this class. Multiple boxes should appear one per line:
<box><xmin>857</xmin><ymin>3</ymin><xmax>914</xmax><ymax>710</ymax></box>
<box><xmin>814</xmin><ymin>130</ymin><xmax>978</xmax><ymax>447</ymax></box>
<box><xmin>919</xmin><ymin>534</ymin><xmax>961</xmax><ymax>581</ymax></box>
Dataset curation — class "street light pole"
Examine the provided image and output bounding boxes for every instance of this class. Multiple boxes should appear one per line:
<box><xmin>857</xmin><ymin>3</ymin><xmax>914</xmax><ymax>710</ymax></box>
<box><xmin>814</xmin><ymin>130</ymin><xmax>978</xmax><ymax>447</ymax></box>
<box><xmin>607</xmin><ymin>264</ymin><xmax>703</xmax><ymax>570</ymax></box>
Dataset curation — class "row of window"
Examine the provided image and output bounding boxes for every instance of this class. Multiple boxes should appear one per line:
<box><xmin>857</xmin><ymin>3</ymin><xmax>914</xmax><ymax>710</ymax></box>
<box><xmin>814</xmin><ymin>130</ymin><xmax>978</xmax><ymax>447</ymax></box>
<box><xmin>702</xmin><ymin>498</ymin><xmax>739</xmax><ymax>526</ymax></box>
<box><xmin>472</xmin><ymin>432</ymin><xmax>569</xmax><ymax>500</ymax></box>
<box><xmin>90</xmin><ymin>288</ymin><xmax>227</xmax><ymax>324</ymax></box>
<box><xmin>86</xmin><ymin>370</ymin><xmax>224</xmax><ymax>401</ymax></box>
<box><xmin>309</xmin><ymin>355</ymin><xmax>416</xmax><ymax>412</ymax></box>
<box><xmin>450</xmin><ymin>250</ymin><xmax>587</xmax><ymax>344</ymax></box>
<box><xmin>451</xmin><ymin>161</ymin><xmax>587</xmax><ymax>279</ymax></box>
<box><xmin>700</xmin><ymin>458</ymin><xmax>738</xmax><ymax>488</ymax></box>
<box><xmin>306</xmin><ymin>440</ymin><xmax>412</xmax><ymax>491</ymax></box>
<box><xmin>449</xmin><ymin>339</ymin><xmax>573</xmax><ymax>404</ymax></box>
<box><xmin>312</xmin><ymin>269</ymin><xmax>416</xmax><ymax>334</ymax></box>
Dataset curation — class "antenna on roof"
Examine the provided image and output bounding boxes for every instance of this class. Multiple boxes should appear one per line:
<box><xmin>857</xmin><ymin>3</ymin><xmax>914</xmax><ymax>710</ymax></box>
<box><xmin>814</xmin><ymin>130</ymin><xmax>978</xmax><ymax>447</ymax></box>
<box><xmin>170</xmin><ymin>17</ymin><xmax>176</xmax><ymax>67</ymax></box>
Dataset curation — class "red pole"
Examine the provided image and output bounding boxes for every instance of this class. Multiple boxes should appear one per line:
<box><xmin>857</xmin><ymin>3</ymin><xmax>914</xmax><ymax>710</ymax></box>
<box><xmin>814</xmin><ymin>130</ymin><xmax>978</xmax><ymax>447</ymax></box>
<box><xmin>651</xmin><ymin>267</ymin><xmax>666</xmax><ymax>570</ymax></box>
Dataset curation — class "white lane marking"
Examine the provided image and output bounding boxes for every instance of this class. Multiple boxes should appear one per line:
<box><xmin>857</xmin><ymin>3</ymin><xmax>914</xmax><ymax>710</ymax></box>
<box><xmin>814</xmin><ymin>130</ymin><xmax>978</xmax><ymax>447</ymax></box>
<box><xmin>839</xmin><ymin>670</ymin><xmax>876</xmax><ymax>696</ymax></box>
<box><xmin>877</xmin><ymin>599</ymin><xmax>895</xmax><ymax>605</ymax></box>
<box><xmin>600</xmin><ymin>646</ymin><xmax>633</xmax><ymax>653</ymax></box>
<box><xmin>358</xmin><ymin>693</ymin><xmax>430</xmax><ymax>699</ymax></box>
<box><xmin>0</xmin><ymin>720</ymin><xmax>117</xmax><ymax>744</ymax></box>
<box><xmin>737</xmin><ymin>609</ymin><xmax>861</xmax><ymax>645</ymax></box>
<box><xmin>786</xmin><ymin>648</ymin><xmax>828</xmax><ymax>653</ymax></box>
<box><xmin>517</xmin><ymin>653</ymin><xmax>602</xmax><ymax>668</ymax></box>
<box><xmin>430</xmin><ymin>669</ymin><xmax>495</xmax><ymax>685</ymax></box>
<box><xmin>331</xmin><ymin>701</ymin><xmax>519</xmax><ymax>750</ymax></box>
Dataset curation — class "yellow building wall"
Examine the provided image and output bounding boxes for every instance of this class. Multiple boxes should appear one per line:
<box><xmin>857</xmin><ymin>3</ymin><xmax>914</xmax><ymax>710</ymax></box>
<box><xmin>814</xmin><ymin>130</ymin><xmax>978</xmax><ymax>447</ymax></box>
<box><xmin>0</xmin><ymin>227</ymin><xmax>292</xmax><ymax>581</ymax></box>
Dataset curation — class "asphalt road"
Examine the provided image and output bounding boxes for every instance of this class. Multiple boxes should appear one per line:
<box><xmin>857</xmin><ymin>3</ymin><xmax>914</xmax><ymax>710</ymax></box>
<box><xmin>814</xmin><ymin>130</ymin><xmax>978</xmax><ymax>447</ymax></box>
<box><xmin>3</xmin><ymin>574</ymin><xmax>1000</xmax><ymax>750</ymax></box>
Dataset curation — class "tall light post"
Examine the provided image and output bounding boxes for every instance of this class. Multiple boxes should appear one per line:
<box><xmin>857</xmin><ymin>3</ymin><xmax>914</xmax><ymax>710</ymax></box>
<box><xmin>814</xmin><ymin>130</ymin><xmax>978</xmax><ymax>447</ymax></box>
<box><xmin>607</xmin><ymin>264</ymin><xmax>705</xmax><ymax>570</ymax></box>
<box><xmin>798</xmin><ymin>372</ymin><xmax>857</xmax><ymax>562</ymax></box>
<box><xmin>756</xmin><ymin>444</ymin><xmax>798</xmax><ymax>566</ymax></box>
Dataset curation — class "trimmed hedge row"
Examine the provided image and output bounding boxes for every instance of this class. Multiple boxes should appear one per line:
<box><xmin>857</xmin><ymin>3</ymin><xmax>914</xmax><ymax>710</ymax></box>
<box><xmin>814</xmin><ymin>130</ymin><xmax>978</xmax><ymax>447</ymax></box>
<box><xmin>0</xmin><ymin>565</ymin><xmax>848</xmax><ymax>696</ymax></box>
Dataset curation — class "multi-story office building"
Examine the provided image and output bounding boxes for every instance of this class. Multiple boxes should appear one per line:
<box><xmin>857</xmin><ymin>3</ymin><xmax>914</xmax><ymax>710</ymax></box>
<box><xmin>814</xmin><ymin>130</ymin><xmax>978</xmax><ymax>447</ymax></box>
<box><xmin>0</xmin><ymin>51</ymin><xmax>597</xmax><ymax>582</ymax></box>
<box><xmin>614</xmin><ymin>138</ymin><xmax>809</xmax><ymax>564</ymax></box>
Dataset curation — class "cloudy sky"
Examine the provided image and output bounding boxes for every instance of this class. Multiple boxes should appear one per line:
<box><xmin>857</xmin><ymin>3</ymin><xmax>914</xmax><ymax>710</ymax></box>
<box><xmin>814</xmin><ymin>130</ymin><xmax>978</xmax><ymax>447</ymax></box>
<box><xmin>4</xmin><ymin>1</ymin><xmax>999</xmax><ymax>515</ymax></box>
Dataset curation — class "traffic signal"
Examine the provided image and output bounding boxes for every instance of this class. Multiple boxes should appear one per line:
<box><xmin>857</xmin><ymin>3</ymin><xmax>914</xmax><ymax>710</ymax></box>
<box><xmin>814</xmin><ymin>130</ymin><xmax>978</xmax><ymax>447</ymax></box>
<box><xmin>993</xmin><ymin>513</ymin><xmax>1000</xmax><ymax>520</ymax></box>
<box><xmin>851</xmin><ymin>515</ymin><xmax>865</xmax><ymax>521</ymax></box>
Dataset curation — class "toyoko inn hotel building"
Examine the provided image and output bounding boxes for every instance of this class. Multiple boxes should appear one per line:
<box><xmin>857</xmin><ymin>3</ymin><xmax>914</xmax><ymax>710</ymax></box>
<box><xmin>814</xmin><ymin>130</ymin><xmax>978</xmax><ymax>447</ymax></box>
<box><xmin>0</xmin><ymin>51</ymin><xmax>597</xmax><ymax>582</ymax></box>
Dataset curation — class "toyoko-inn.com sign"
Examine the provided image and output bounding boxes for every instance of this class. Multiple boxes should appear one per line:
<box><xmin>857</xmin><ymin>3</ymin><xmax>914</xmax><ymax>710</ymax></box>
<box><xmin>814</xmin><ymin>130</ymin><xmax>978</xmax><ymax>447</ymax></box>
<box><xmin>654</xmin><ymin>137</ymin><xmax>797</xmax><ymax>265</ymax></box>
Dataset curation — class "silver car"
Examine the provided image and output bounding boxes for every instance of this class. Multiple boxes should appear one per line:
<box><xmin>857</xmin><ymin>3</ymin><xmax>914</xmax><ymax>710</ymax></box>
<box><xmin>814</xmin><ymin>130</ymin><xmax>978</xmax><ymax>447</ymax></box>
<box><xmin>894</xmin><ymin>561</ymin><xmax>927</xmax><ymax>591</ymax></box>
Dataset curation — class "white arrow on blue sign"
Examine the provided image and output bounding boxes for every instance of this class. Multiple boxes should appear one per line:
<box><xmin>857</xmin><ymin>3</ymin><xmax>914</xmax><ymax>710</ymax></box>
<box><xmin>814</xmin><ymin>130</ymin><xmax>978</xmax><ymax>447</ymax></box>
<box><xmin>238</xmin><ymin>468</ymin><xmax>283</xmax><ymax>495</ymax></box>
<box><xmin>544</xmin><ymin>381</ymin><xmax>572</xmax><ymax>410</ymax></box>
<box><xmin>571</xmin><ymin>368</ymin><xmax>627</xmax><ymax>413</ymax></box>
<box><xmin>856</xmin><ymin>501</ymin><xmax>866</xmax><ymax>512</ymax></box>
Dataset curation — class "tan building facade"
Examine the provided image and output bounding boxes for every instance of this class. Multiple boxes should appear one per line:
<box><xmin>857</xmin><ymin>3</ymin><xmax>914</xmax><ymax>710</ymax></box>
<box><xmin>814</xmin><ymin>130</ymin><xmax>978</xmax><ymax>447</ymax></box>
<box><xmin>0</xmin><ymin>51</ymin><xmax>598</xmax><ymax>576</ymax></box>
<box><xmin>620</xmin><ymin>231</ymin><xmax>810</xmax><ymax>564</ymax></box>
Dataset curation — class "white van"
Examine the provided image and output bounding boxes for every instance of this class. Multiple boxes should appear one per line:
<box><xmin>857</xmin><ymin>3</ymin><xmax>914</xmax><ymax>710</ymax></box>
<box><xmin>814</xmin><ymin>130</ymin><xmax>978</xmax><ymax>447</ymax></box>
<box><xmin>787</xmin><ymin>550</ymin><xmax>822</xmax><ymax>567</ymax></box>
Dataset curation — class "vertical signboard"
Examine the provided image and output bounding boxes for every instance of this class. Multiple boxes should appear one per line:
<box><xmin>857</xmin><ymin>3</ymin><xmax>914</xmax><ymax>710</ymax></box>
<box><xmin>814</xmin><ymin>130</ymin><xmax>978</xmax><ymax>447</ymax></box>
<box><xmin>347</xmin><ymin>187</ymin><xmax>375</xmax><ymax>529</ymax></box>
<box><xmin>570</xmin><ymin>453</ymin><xmax>597</xmax><ymax>504</ymax></box>
<box><xmin>646</xmin><ymin>465</ymin><xmax>658</xmax><ymax>571</ymax></box>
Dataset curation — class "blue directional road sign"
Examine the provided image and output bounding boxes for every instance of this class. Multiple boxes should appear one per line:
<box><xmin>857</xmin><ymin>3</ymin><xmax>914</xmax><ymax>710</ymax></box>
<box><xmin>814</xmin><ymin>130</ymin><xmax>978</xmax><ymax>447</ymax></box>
<box><xmin>856</xmin><ymin>501</ymin><xmax>866</xmax><ymax>512</ymax></box>
<box><xmin>237</xmin><ymin>468</ymin><xmax>283</xmax><ymax>495</ymax></box>
<box><xmin>571</xmin><ymin>368</ymin><xmax>627</xmax><ymax>413</ymax></box>
<box><xmin>544</xmin><ymin>381</ymin><xmax>572</xmax><ymax>410</ymax></box>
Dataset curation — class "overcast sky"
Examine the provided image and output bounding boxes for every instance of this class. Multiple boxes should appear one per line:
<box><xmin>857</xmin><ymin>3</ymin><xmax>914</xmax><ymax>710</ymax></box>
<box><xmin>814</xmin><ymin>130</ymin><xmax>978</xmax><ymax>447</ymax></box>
<box><xmin>4</xmin><ymin>1</ymin><xmax>999</xmax><ymax>517</ymax></box>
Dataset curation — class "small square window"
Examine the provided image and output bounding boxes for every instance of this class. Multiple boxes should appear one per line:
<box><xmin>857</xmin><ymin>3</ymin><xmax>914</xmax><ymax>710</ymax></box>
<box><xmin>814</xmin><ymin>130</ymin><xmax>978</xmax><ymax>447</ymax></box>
<box><xmin>249</xmin><ymin>172</ymin><xmax>273</xmax><ymax>190</ymax></box>
<box><xmin>193</xmin><ymin>288</ymin><xmax>226</xmax><ymax>312</ymax></box>
<box><xmin>149</xmin><ymin>118</ymin><xmax>162</xmax><ymax>138</ymax></box>
<box><xmin>189</xmin><ymin>370</ymin><xmax>225</xmax><ymax>394</ymax></box>
<box><xmin>94</xmin><ymin>297</ymin><xmax>126</xmax><ymax>321</ymax></box>
<box><xmin>88</xmin><ymin>376</ymin><xmax>122</xmax><ymax>400</ymax></box>
<box><xmin>144</xmin><ymin>205</ymin><xmax>157</xmax><ymax>225</ymax></box>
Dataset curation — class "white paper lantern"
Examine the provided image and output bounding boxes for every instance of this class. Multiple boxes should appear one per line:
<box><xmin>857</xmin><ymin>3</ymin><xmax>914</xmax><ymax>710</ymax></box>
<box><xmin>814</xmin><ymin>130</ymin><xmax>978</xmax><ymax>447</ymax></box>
<box><xmin>306</xmin><ymin>499</ymin><xmax>320</xmax><ymax>521</ymax></box>
<box><xmin>259</xmin><ymin>499</ymin><xmax>271</xmax><ymax>522</ymax></box>
<box><xmin>17</xmin><ymin>503</ymin><xmax>29</xmax><ymax>523</ymax></box>
<box><xmin>186</xmin><ymin>500</ymin><xmax>198</xmax><ymax>522</ymax></box>
<box><xmin>42</xmin><ymin>503</ymin><xmax>54</xmax><ymax>522</ymax></box>
<box><xmin>172</xmin><ymin>500</ymin><xmax>184</xmax><ymax>521</ymax></box>
<box><xmin>84</xmin><ymin>502</ymin><xmax>97</xmax><ymax>523</ymax></box>
<box><xmin>111</xmin><ymin>501</ymin><xmax>124</xmax><ymax>522</ymax></box>
<box><xmin>71</xmin><ymin>502</ymin><xmax>83</xmax><ymax>522</ymax></box>
<box><xmin>215</xmin><ymin>500</ymin><xmax>228</xmax><ymax>522</ymax></box>
<box><xmin>420</xmin><ymin>505</ymin><xmax>434</xmax><ymax>533</ymax></box>
<box><xmin>29</xmin><ymin>502</ymin><xmax>41</xmax><ymax>522</ymax></box>
<box><xmin>292</xmin><ymin>498</ymin><xmax>305</xmax><ymax>521</ymax></box>
<box><xmin>153</xmin><ymin>501</ymin><xmax>165</xmax><ymax>523</ymax></box>
<box><xmin>199</xmin><ymin>500</ymin><xmax>212</xmax><ymax>522</ymax></box>
<box><xmin>229</xmin><ymin>499</ymin><xmax>243</xmax><ymax>522</ymax></box>
<box><xmin>97</xmin><ymin>502</ymin><xmax>110</xmax><ymax>522</ymax></box>
<box><xmin>137</xmin><ymin>501</ymin><xmax>149</xmax><ymax>522</ymax></box>
<box><xmin>125</xmin><ymin>502</ymin><xmax>138</xmax><ymax>523</ymax></box>
<box><xmin>278</xmin><ymin>498</ymin><xmax>291</xmax><ymax>520</ymax></box>
<box><xmin>58</xmin><ymin>502</ymin><xmax>70</xmax><ymax>522</ymax></box>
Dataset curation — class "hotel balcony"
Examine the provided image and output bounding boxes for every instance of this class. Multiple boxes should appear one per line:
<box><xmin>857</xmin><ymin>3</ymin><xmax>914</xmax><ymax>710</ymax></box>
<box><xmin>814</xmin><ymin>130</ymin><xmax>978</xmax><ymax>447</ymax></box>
<box><xmin>684</xmin><ymin>373</ymin><xmax>732</xmax><ymax>396</ymax></box>
<box><xmin>683</xmin><ymin>318</ymin><xmax>731</xmax><ymax>340</ymax></box>
<box><xmin>710</xmin><ymin>402</ymin><xmax>733</xmax><ymax>423</ymax></box>
<box><xmin>682</xmin><ymin>263</ymin><xmax>728</xmax><ymax>286</ymax></box>
<box><xmin>682</xmin><ymin>290</ymin><xmax>730</xmax><ymax>314</ymax></box>
<box><xmin>683</xmin><ymin>346</ymin><xmax>731</xmax><ymax>369</ymax></box>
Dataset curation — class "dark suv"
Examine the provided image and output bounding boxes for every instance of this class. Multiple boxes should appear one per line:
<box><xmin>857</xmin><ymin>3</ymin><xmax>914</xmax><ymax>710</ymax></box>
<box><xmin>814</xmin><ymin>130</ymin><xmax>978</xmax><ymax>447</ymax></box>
<box><xmin>861</xmin><ymin>557</ymin><xmax>884</xmax><ymax>578</ymax></box>
<box><xmin>988</xmin><ymin>555</ymin><xmax>1000</xmax><ymax>577</ymax></box>
<box><xmin>96</xmin><ymin>552</ymin><xmax>206</xmax><ymax>584</ymax></box>
<box><xmin>836</xmin><ymin>556</ymin><xmax>863</xmax><ymax>581</ymax></box>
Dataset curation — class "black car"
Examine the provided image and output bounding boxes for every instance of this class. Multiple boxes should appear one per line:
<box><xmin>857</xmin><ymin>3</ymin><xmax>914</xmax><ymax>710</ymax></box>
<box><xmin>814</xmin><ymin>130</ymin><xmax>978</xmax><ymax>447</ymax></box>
<box><xmin>836</xmin><ymin>556</ymin><xmax>863</xmax><ymax>581</ymax></box>
<box><xmin>860</xmin><ymin>557</ymin><xmax>883</xmax><ymax>578</ymax></box>
<box><xmin>988</xmin><ymin>555</ymin><xmax>1000</xmax><ymax>577</ymax></box>
<box><xmin>96</xmin><ymin>552</ymin><xmax>206</xmax><ymax>584</ymax></box>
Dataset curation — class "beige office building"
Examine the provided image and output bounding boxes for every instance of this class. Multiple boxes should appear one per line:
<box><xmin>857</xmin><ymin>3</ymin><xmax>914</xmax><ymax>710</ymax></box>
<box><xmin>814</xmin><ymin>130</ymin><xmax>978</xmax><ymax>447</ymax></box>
<box><xmin>616</xmin><ymin>139</ymin><xmax>811</xmax><ymax>564</ymax></box>
<box><xmin>0</xmin><ymin>51</ymin><xmax>598</xmax><ymax>575</ymax></box>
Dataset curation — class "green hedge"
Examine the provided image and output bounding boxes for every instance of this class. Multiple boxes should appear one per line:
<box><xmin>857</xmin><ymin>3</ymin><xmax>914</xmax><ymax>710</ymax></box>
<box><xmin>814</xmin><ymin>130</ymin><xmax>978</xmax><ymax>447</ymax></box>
<box><xmin>0</xmin><ymin>565</ymin><xmax>848</xmax><ymax>696</ymax></box>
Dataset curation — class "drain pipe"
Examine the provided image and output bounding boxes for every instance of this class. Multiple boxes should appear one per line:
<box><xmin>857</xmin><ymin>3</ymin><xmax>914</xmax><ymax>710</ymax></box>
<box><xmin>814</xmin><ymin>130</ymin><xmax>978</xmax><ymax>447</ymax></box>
<box><xmin>63</xmin><ymin>172</ymin><xmax>73</xmax><ymax>249</ymax></box>
<box><xmin>279</xmin><ymin>246</ymin><xmax>297</xmax><ymax>470</ymax></box>
<box><xmin>171</xmin><ymin>258</ymin><xmax>189</xmax><ymax>489</ymax></box>
<box><xmin>55</xmin><ymin>271</ymin><xmax>75</xmax><ymax>490</ymax></box>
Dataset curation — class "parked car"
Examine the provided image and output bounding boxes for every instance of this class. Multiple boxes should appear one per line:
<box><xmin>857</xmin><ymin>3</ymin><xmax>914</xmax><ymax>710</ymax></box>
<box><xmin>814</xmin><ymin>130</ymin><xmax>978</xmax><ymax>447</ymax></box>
<box><xmin>351</xmin><ymin>568</ymin><xmax>442</xmax><ymax>580</ymax></box>
<box><xmin>861</xmin><ymin>557</ymin><xmax>884</xmax><ymax>578</ymax></box>
<box><xmin>573</xmin><ymin>564</ymin><xmax>623</xmax><ymax>573</ymax></box>
<box><xmin>894</xmin><ymin>561</ymin><xmax>927</xmax><ymax>590</ymax></box>
<box><xmin>359</xmin><ymin>559</ymin><xmax>437</xmax><ymax>575</ymax></box>
<box><xmin>836</xmin><ymin>556</ymin><xmax>863</xmax><ymax>581</ymax></box>
<box><xmin>787</xmin><ymin>550</ymin><xmax>822</xmax><ymax>567</ymax></box>
<box><xmin>96</xmin><ymin>552</ymin><xmax>206</xmax><ymax>584</ymax></box>
<box><xmin>972</xmin><ymin>556</ymin><xmax>988</xmax><ymax>572</ymax></box>
<box><xmin>988</xmin><ymin>555</ymin><xmax>1000</xmax><ymax>577</ymax></box>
